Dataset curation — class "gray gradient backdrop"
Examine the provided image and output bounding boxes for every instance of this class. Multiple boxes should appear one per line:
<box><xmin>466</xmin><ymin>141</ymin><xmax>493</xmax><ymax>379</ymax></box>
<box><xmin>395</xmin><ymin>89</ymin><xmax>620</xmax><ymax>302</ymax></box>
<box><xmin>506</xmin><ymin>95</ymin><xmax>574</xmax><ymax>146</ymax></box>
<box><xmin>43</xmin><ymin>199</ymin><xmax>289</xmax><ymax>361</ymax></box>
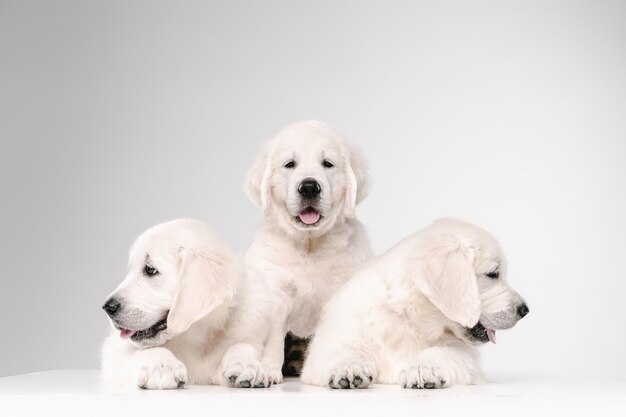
<box><xmin>1</xmin><ymin>0</ymin><xmax>625</xmax><ymax>379</ymax></box>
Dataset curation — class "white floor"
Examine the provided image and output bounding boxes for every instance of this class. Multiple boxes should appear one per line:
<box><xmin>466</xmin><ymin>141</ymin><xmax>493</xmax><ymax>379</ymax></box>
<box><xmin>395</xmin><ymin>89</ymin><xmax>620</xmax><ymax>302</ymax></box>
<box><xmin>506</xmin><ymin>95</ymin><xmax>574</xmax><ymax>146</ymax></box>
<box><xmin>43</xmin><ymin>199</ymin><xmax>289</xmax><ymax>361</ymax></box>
<box><xmin>1</xmin><ymin>370</ymin><xmax>625</xmax><ymax>417</ymax></box>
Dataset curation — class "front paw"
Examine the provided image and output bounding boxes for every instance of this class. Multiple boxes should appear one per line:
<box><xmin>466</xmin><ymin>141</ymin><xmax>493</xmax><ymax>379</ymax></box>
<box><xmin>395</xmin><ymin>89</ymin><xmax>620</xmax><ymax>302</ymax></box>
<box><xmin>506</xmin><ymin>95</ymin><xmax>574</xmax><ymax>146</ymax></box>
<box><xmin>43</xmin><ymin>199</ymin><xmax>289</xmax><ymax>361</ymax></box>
<box><xmin>268</xmin><ymin>367</ymin><xmax>283</xmax><ymax>385</ymax></box>
<box><xmin>328</xmin><ymin>362</ymin><xmax>375</xmax><ymax>389</ymax></box>
<box><xmin>135</xmin><ymin>356</ymin><xmax>188</xmax><ymax>390</ymax></box>
<box><xmin>399</xmin><ymin>363</ymin><xmax>448</xmax><ymax>389</ymax></box>
<box><xmin>223</xmin><ymin>359</ymin><xmax>273</xmax><ymax>388</ymax></box>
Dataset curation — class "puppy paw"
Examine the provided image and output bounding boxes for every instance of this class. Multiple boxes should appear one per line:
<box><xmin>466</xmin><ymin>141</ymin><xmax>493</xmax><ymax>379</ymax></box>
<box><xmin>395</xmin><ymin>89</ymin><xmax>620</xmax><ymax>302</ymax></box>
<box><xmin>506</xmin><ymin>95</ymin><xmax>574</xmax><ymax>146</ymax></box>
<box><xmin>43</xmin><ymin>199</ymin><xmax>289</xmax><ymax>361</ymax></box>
<box><xmin>135</xmin><ymin>355</ymin><xmax>188</xmax><ymax>390</ymax></box>
<box><xmin>268</xmin><ymin>367</ymin><xmax>283</xmax><ymax>385</ymax></box>
<box><xmin>328</xmin><ymin>362</ymin><xmax>375</xmax><ymax>389</ymax></box>
<box><xmin>398</xmin><ymin>363</ymin><xmax>448</xmax><ymax>389</ymax></box>
<box><xmin>223</xmin><ymin>359</ymin><xmax>272</xmax><ymax>388</ymax></box>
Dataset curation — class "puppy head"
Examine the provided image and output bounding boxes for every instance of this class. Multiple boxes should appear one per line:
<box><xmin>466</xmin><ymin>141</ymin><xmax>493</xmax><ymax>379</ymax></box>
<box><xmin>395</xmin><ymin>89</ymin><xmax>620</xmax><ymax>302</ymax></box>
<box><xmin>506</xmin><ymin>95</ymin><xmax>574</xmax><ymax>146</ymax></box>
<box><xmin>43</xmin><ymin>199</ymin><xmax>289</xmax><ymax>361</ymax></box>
<box><xmin>102</xmin><ymin>219</ymin><xmax>239</xmax><ymax>348</ymax></box>
<box><xmin>413</xmin><ymin>218</ymin><xmax>529</xmax><ymax>344</ymax></box>
<box><xmin>244</xmin><ymin>121</ymin><xmax>370</xmax><ymax>237</ymax></box>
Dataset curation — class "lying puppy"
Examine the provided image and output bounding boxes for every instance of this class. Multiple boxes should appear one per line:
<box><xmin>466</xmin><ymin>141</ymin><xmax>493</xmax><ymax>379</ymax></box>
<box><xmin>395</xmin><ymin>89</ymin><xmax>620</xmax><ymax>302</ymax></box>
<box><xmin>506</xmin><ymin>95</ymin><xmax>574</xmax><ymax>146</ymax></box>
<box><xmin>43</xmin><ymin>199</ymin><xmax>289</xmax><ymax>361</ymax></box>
<box><xmin>302</xmin><ymin>218</ymin><xmax>529</xmax><ymax>389</ymax></box>
<box><xmin>222</xmin><ymin>121</ymin><xmax>373</xmax><ymax>386</ymax></box>
<box><xmin>101</xmin><ymin>218</ymin><xmax>243</xmax><ymax>389</ymax></box>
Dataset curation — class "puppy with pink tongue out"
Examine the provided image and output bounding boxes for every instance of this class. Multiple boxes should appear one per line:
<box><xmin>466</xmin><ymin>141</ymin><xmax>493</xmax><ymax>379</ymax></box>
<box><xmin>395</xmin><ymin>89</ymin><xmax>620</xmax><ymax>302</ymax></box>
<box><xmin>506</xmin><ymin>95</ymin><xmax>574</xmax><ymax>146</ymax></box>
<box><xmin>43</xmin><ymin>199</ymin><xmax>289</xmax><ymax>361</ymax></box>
<box><xmin>301</xmin><ymin>219</ymin><xmax>530</xmax><ymax>390</ymax></box>
<box><xmin>220</xmin><ymin>121</ymin><xmax>374</xmax><ymax>387</ymax></box>
<box><xmin>101</xmin><ymin>219</ymin><xmax>247</xmax><ymax>389</ymax></box>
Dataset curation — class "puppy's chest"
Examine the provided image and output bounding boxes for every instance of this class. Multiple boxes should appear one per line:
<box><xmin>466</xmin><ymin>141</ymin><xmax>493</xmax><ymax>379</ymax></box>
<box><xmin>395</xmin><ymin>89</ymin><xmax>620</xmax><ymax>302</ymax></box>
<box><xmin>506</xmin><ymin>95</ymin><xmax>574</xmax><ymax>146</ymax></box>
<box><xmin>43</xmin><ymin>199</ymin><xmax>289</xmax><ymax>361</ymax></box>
<box><xmin>283</xmin><ymin>254</ymin><xmax>356</xmax><ymax>337</ymax></box>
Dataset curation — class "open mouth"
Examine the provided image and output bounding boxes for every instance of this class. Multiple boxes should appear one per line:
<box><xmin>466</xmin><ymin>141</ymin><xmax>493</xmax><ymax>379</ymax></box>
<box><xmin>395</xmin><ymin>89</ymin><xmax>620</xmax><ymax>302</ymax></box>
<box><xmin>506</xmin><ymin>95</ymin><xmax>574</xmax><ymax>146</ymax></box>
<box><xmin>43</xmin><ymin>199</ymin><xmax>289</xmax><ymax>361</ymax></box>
<box><xmin>118</xmin><ymin>313</ymin><xmax>168</xmax><ymax>342</ymax></box>
<box><xmin>296</xmin><ymin>206</ymin><xmax>321</xmax><ymax>225</ymax></box>
<box><xmin>468</xmin><ymin>322</ymin><xmax>497</xmax><ymax>344</ymax></box>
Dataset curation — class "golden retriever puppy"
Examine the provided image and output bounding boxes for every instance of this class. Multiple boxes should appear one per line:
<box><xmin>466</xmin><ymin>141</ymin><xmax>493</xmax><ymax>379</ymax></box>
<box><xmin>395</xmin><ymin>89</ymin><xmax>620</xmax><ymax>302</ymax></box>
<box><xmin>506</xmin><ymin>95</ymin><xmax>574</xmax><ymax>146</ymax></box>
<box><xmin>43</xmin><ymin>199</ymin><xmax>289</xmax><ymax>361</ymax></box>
<box><xmin>100</xmin><ymin>219</ymin><xmax>244</xmax><ymax>389</ymax></box>
<box><xmin>302</xmin><ymin>219</ymin><xmax>529</xmax><ymax>389</ymax></box>
<box><xmin>221</xmin><ymin>121</ymin><xmax>373</xmax><ymax>386</ymax></box>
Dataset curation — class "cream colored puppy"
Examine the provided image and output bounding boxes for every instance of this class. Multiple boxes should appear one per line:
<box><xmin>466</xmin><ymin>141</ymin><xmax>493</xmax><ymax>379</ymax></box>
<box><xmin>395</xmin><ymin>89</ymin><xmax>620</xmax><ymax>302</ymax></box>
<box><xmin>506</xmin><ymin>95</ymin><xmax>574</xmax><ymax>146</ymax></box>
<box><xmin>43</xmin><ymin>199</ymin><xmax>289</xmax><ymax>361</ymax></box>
<box><xmin>302</xmin><ymin>219</ymin><xmax>529</xmax><ymax>389</ymax></box>
<box><xmin>101</xmin><ymin>219</ymin><xmax>245</xmax><ymax>389</ymax></box>
<box><xmin>221</xmin><ymin>121</ymin><xmax>373</xmax><ymax>386</ymax></box>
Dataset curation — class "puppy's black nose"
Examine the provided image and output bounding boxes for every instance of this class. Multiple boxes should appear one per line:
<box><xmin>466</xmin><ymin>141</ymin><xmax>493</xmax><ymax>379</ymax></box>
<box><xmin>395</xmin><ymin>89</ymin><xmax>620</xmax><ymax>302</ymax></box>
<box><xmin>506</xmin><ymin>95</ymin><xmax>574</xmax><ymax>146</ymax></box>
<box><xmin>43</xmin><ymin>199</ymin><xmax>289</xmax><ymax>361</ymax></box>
<box><xmin>102</xmin><ymin>298</ymin><xmax>121</xmax><ymax>317</ymax></box>
<box><xmin>517</xmin><ymin>304</ymin><xmax>529</xmax><ymax>318</ymax></box>
<box><xmin>298</xmin><ymin>179</ymin><xmax>321</xmax><ymax>199</ymax></box>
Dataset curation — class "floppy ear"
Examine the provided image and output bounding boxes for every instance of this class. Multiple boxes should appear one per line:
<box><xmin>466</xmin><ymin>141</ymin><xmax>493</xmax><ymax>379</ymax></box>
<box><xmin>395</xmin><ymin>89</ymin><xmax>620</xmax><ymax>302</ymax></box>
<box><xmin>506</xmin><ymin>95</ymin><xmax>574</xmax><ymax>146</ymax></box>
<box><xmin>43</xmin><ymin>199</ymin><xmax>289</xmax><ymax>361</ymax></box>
<box><xmin>343</xmin><ymin>142</ymin><xmax>371</xmax><ymax>217</ymax></box>
<box><xmin>167</xmin><ymin>248</ymin><xmax>238</xmax><ymax>335</ymax></box>
<box><xmin>244</xmin><ymin>148</ymin><xmax>272</xmax><ymax>216</ymax></box>
<box><xmin>415</xmin><ymin>240</ymin><xmax>481</xmax><ymax>327</ymax></box>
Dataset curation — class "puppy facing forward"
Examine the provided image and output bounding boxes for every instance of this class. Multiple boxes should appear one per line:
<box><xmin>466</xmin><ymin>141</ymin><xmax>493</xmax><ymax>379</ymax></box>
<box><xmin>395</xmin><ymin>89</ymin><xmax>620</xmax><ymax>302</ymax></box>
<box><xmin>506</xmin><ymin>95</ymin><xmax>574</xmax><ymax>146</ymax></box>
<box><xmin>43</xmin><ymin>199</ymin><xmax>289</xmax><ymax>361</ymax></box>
<box><xmin>101</xmin><ymin>218</ymin><xmax>242</xmax><ymax>389</ymax></box>
<box><xmin>301</xmin><ymin>218</ymin><xmax>529</xmax><ymax>389</ymax></box>
<box><xmin>221</xmin><ymin>121</ymin><xmax>373</xmax><ymax>386</ymax></box>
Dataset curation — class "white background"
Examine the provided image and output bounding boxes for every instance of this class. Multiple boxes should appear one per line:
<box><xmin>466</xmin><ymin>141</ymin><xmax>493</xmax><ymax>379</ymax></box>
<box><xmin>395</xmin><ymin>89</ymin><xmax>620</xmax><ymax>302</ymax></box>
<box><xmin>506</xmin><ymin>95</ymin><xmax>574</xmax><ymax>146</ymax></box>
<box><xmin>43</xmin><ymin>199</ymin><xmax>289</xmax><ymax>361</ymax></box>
<box><xmin>1</xmin><ymin>0</ymin><xmax>625</xmax><ymax>380</ymax></box>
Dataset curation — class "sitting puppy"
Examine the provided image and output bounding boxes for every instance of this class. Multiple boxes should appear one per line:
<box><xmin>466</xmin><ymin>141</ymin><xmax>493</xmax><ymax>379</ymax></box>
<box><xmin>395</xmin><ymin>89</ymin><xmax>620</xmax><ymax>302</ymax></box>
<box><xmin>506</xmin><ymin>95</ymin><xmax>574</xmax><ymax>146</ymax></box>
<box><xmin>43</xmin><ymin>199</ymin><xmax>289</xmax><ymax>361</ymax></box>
<box><xmin>221</xmin><ymin>121</ymin><xmax>373</xmax><ymax>386</ymax></box>
<box><xmin>100</xmin><ymin>219</ymin><xmax>244</xmax><ymax>389</ymax></box>
<box><xmin>301</xmin><ymin>219</ymin><xmax>529</xmax><ymax>389</ymax></box>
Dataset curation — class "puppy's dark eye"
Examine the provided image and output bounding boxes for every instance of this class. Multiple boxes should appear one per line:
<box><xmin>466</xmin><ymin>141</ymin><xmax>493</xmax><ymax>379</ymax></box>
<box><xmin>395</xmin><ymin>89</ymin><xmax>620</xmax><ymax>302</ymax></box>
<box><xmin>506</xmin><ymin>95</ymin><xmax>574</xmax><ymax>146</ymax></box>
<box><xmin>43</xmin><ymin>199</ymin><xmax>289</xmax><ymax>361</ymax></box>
<box><xmin>144</xmin><ymin>265</ymin><xmax>158</xmax><ymax>277</ymax></box>
<box><xmin>322</xmin><ymin>160</ymin><xmax>334</xmax><ymax>168</ymax></box>
<box><xmin>284</xmin><ymin>160</ymin><xmax>296</xmax><ymax>168</ymax></box>
<box><xmin>485</xmin><ymin>270</ymin><xmax>499</xmax><ymax>279</ymax></box>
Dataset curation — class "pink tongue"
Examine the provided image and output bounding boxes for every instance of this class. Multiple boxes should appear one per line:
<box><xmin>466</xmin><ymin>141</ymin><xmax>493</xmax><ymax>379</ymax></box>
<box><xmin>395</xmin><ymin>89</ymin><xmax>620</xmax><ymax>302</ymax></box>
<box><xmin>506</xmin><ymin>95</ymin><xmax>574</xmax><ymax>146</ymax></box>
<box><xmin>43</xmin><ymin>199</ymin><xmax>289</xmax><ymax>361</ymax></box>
<box><xmin>299</xmin><ymin>209</ymin><xmax>320</xmax><ymax>225</ymax></box>
<box><xmin>486</xmin><ymin>328</ymin><xmax>497</xmax><ymax>344</ymax></box>
<box><xmin>120</xmin><ymin>329</ymin><xmax>137</xmax><ymax>340</ymax></box>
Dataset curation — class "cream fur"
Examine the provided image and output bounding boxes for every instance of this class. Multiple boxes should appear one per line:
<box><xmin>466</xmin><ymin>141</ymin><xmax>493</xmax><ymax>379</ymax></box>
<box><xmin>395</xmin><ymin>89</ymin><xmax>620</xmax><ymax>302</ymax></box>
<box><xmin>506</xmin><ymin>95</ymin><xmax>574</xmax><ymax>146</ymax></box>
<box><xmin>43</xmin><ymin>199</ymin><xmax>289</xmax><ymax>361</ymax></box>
<box><xmin>301</xmin><ymin>218</ymin><xmax>528</xmax><ymax>389</ymax></box>
<box><xmin>221</xmin><ymin>121</ymin><xmax>373</xmax><ymax>386</ymax></box>
<box><xmin>101</xmin><ymin>218</ymin><xmax>263</xmax><ymax>389</ymax></box>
